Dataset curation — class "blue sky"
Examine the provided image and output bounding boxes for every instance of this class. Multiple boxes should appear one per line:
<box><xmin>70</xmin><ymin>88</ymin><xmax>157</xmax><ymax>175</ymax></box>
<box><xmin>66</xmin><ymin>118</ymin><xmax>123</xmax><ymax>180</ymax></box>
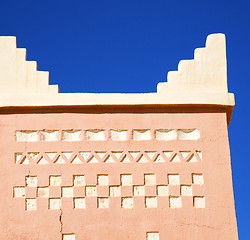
<box><xmin>1</xmin><ymin>0</ymin><xmax>249</xmax><ymax>238</ymax></box>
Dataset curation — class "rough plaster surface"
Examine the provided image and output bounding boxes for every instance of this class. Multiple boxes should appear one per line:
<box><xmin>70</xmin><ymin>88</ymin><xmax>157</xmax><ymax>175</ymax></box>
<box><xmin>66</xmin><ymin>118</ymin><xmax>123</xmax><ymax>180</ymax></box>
<box><xmin>0</xmin><ymin>110</ymin><xmax>238</xmax><ymax>239</ymax></box>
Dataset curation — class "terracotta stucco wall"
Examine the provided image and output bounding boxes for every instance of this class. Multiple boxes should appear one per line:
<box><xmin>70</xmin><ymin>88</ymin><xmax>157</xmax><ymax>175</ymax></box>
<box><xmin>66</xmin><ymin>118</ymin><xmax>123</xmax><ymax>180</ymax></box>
<box><xmin>0</xmin><ymin>108</ymin><xmax>238</xmax><ymax>239</ymax></box>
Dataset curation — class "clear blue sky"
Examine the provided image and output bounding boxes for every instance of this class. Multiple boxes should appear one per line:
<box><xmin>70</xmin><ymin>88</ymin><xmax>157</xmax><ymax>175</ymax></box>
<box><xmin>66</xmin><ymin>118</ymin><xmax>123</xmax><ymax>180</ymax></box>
<box><xmin>1</xmin><ymin>0</ymin><xmax>249</xmax><ymax>238</ymax></box>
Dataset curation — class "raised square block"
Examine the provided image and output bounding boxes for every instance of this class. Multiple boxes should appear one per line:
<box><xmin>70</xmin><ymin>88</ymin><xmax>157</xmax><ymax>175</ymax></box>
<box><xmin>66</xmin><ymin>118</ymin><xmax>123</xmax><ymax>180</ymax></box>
<box><xmin>97</xmin><ymin>175</ymin><xmax>109</xmax><ymax>186</ymax></box>
<box><xmin>169</xmin><ymin>197</ymin><xmax>182</xmax><ymax>208</ymax></box>
<box><xmin>147</xmin><ymin>232</ymin><xmax>159</xmax><ymax>240</ymax></box>
<box><xmin>121</xmin><ymin>197</ymin><xmax>133</xmax><ymax>209</ymax></box>
<box><xmin>168</xmin><ymin>174</ymin><xmax>180</xmax><ymax>185</ymax></box>
<box><xmin>49</xmin><ymin>198</ymin><xmax>61</xmax><ymax>210</ymax></box>
<box><xmin>194</xmin><ymin>196</ymin><xmax>205</xmax><ymax>208</ymax></box>
<box><xmin>121</xmin><ymin>174</ymin><xmax>132</xmax><ymax>186</ymax></box>
<box><xmin>74</xmin><ymin>198</ymin><xmax>86</xmax><ymax>209</ymax></box>
<box><xmin>144</xmin><ymin>174</ymin><xmax>156</xmax><ymax>185</ymax></box>
<box><xmin>49</xmin><ymin>176</ymin><xmax>62</xmax><ymax>186</ymax></box>
<box><xmin>85</xmin><ymin>186</ymin><xmax>97</xmax><ymax>197</ymax></box>
<box><xmin>157</xmin><ymin>185</ymin><xmax>169</xmax><ymax>197</ymax></box>
<box><xmin>13</xmin><ymin>187</ymin><xmax>26</xmax><ymax>198</ymax></box>
<box><xmin>109</xmin><ymin>186</ymin><xmax>121</xmax><ymax>197</ymax></box>
<box><xmin>192</xmin><ymin>174</ymin><xmax>204</xmax><ymax>185</ymax></box>
<box><xmin>145</xmin><ymin>197</ymin><xmax>157</xmax><ymax>208</ymax></box>
<box><xmin>97</xmin><ymin>197</ymin><xmax>109</xmax><ymax>208</ymax></box>
<box><xmin>63</xmin><ymin>234</ymin><xmax>75</xmax><ymax>240</ymax></box>
<box><xmin>73</xmin><ymin>175</ymin><xmax>85</xmax><ymax>186</ymax></box>
<box><xmin>26</xmin><ymin>198</ymin><xmax>37</xmax><ymax>211</ymax></box>
<box><xmin>26</xmin><ymin>176</ymin><xmax>37</xmax><ymax>187</ymax></box>
<box><xmin>133</xmin><ymin>186</ymin><xmax>145</xmax><ymax>196</ymax></box>
<box><xmin>181</xmin><ymin>185</ymin><xmax>192</xmax><ymax>196</ymax></box>
<box><xmin>62</xmin><ymin>187</ymin><xmax>73</xmax><ymax>198</ymax></box>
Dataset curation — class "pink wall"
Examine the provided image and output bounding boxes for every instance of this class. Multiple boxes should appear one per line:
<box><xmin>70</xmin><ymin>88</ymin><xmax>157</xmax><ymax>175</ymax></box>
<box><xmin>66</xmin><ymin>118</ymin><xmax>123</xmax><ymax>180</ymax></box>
<box><xmin>0</xmin><ymin>107</ymin><xmax>238</xmax><ymax>239</ymax></box>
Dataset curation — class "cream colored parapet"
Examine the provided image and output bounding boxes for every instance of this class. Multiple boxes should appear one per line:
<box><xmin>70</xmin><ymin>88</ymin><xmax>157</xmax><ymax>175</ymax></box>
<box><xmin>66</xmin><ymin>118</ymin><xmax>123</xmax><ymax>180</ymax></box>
<box><xmin>157</xmin><ymin>34</ymin><xmax>228</xmax><ymax>94</ymax></box>
<box><xmin>0</xmin><ymin>34</ymin><xmax>234</xmax><ymax>107</ymax></box>
<box><xmin>0</xmin><ymin>36</ymin><xmax>58</xmax><ymax>95</ymax></box>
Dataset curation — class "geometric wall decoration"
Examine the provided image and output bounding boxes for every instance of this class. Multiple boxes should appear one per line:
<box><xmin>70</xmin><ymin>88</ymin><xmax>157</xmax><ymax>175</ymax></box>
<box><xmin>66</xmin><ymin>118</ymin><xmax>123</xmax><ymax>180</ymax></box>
<box><xmin>13</xmin><ymin>173</ymin><xmax>205</xmax><ymax>210</ymax></box>
<box><xmin>15</xmin><ymin>128</ymin><xmax>201</xmax><ymax>142</ymax></box>
<box><xmin>0</xmin><ymin>34</ymin><xmax>238</xmax><ymax>239</ymax></box>
<box><xmin>15</xmin><ymin>150</ymin><xmax>202</xmax><ymax>164</ymax></box>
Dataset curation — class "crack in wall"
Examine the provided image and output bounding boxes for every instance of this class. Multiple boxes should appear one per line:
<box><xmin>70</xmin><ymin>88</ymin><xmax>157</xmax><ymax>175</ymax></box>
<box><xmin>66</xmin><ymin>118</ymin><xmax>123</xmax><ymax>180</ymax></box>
<box><xmin>59</xmin><ymin>167</ymin><xmax>64</xmax><ymax>239</ymax></box>
<box><xmin>59</xmin><ymin>208</ymin><xmax>63</xmax><ymax>239</ymax></box>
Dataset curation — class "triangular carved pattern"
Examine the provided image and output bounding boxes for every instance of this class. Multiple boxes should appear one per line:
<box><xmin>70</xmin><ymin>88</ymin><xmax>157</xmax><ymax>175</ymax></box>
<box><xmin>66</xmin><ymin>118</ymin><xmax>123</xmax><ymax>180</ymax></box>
<box><xmin>15</xmin><ymin>150</ymin><xmax>202</xmax><ymax>164</ymax></box>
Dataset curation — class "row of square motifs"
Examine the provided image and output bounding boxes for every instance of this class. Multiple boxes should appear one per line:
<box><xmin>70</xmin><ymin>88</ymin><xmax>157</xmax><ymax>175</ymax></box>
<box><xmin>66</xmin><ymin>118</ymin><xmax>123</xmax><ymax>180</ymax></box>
<box><xmin>13</xmin><ymin>173</ymin><xmax>205</xmax><ymax>210</ymax></box>
<box><xmin>15</xmin><ymin>150</ymin><xmax>202</xmax><ymax>164</ymax></box>
<box><xmin>15</xmin><ymin>129</ymin><xmax>200</xmax><ymax>142</ymax></box>
<box><xmin>62</xmin><ymin>232</ymin><xmax>160</xmax><ymax>240</ymax></box>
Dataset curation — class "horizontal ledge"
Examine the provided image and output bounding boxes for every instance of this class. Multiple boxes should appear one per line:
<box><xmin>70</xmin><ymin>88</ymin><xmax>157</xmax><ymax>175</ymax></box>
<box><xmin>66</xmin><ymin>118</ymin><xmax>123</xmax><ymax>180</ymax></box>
<box><xmin>0</xmin><ymin>92</ymin><xmax>235</xmax><ymax>107</ymax></box>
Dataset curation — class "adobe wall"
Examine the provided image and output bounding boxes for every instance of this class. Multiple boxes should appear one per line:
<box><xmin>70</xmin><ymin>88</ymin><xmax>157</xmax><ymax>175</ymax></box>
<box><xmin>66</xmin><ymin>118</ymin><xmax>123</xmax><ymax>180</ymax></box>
<box><xmin>0</xmin><ymin>33</ymin><xmax>238</xmax><ymax>239</ymax></box>
<box><xmin>0</xmin><ymin>107</ymin><xmax>238</xmax><ymax>239</ymax></box>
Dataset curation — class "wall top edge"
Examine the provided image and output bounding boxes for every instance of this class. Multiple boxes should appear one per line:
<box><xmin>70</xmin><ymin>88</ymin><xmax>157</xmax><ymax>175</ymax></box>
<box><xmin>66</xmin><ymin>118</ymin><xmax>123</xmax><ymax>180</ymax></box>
<box><xmin>0</xmin><ymin>92</ymin><xmax>234</xmax><ymax>107</ymax></box>
<box><xmin>0</xmin><ymin>33</ymin><xmax>235</xmax><ymax>107</ymax></box>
